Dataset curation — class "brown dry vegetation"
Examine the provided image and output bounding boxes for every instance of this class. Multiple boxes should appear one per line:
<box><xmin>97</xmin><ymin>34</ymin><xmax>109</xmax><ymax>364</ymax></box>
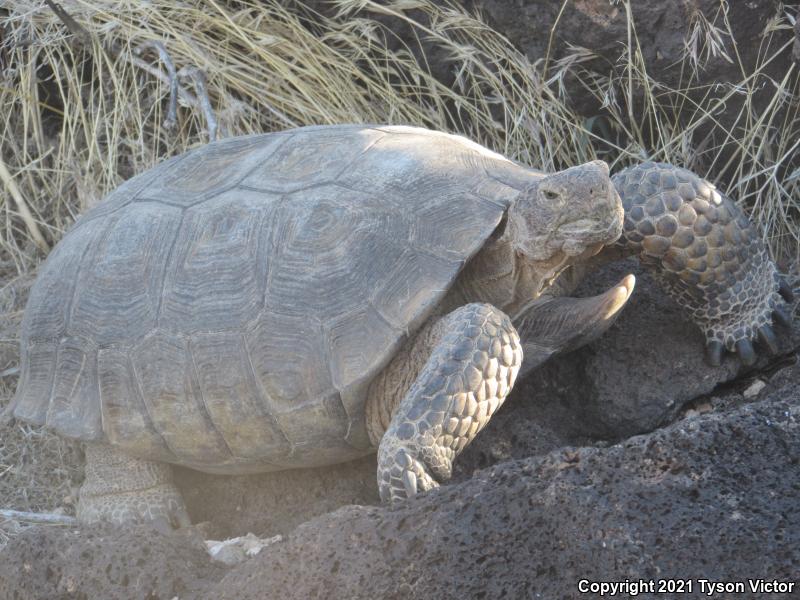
<box><xmin>0</xmin><ymin>0</ymin><xmax>798</xmax><ymax>545</ymax></box>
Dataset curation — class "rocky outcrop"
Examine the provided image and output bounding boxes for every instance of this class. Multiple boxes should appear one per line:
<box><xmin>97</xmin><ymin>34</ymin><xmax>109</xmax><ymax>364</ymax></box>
<box><xmin>0</xmin><ymin>524</ymin><xmax>223</xmax><ymax>600</ymax></box>
<box><xmin>470</xmin><ymin>0</ymin><xmax>788</xmax><ymax>87</ymax></box>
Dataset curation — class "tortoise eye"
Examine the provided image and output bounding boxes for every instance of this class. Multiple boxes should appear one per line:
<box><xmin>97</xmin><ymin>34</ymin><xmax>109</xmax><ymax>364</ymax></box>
<box><xmin>543</xmin><ymin>189</ymin><xmax>559</xmax><ymax>201</ymax></box>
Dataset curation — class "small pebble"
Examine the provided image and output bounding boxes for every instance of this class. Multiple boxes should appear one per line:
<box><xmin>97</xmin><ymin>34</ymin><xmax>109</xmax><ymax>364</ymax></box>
<box><xmin>743</xmin><ymin>379</ymin><xmax>766</xmax><ymax>399</ymax></box>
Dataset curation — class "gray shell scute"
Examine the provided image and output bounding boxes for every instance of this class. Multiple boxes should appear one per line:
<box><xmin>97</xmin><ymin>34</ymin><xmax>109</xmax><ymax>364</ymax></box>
<box><xmin>46</xmin><ymin>339</ymin><xmax>101</xmax><ymax>439</ymax></box>
<box><xmin>326</xmin><ymin>305</ymin><xmax>400</xmax><ymax>394</ymax></box>
<box><xmin>160</xmin><ymin>187</ymin><xmax>278</xmax><ymax>333</ymax></box>
<box><xmin>131</xmin><ymin>330</ymin><xmax>231</xmax><ymax>464</ymax></box>
<box><xmin>13</xmin><ymin>340</ymin><xmax>58</xmax><ymax>425</ymax></box>
<box><xmin>138</xmin><ymin>134</ymin><xmax>289</xmax><ymax>206</ymax></box>
<box><xmin>265</xmin><ymin>184</ymin><xmax>409</xmax><ymax>320</ymax></box>
<box><xmin>411</xmin><ymin>191</ymin><xmax>508</xmax><ymax>259</ymax></box>
<box><xmin>189</xmin><ymin>331</ymin><xmax>289</xmax><ymax>462</ymax></box>
<box><xmin>370</xmin><ymin>248</ymin><xmax>460</xmax><ymax>332</ymax></box>
<box><xmin>338</xmin><ymin>126</ymin><xmax>510</xmax><ymax>197</ymax></box>
<box><xmin>245</xmin><ymin>309</ymin><xmax>335</xmax><ymax>416</ymax></box>
<box><xmin>98</xmin><ymin>346</ymin><xmax>172</xmax><ymax>459</ymax></box>
<box><xmin>21</xmin><ymin>223</ymin><xmax>97</xmax><ymax>342</ymax></box>
<box><xmin>68</xmin><ymin>202</ymin><xmax>183</xmax><ymax>347</ymax></box>
<box><xmin>240</xmin><ymin>127</ymin><xmax>384</xmax><ymax>193</ymax></box>
<box><xmin>244</xmin><ymin>308</ymin><xmax>356</xmax><ymax>468</ymax></box>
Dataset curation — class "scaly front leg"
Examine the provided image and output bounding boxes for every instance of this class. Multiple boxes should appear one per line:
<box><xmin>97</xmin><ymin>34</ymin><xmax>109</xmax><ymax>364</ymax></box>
<box><xmin>377</xmin><ymin>303</ymin><xmax>522</xmax><ymax>503</ymax></box>
<box><xmin>611</xmin><ymin>162</ymin><xmax>794</xmax><ymax>366</ymax></box>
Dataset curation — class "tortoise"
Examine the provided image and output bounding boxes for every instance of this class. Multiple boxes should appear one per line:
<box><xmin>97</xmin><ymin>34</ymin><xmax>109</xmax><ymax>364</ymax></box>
<box><xmin>6</xmin><ymin>124</ymin><xmax>793</xmax><ymax>528</ymax></box>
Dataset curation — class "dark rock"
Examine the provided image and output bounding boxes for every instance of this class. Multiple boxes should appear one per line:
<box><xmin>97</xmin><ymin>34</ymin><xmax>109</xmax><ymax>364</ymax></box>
<box><xmin>524</xmin><ymin>258</ymin><xmax>800</xmax><ymax>440</ymax></box>
<box><xmin>795</xmin><ymin>16</ymin><xmax>800</xmax><ymax>63</ymax></box>
<box><xmin>0</xmin><ymin>524</ymin><xmax>224</xmax><ymax>600</ymax></box>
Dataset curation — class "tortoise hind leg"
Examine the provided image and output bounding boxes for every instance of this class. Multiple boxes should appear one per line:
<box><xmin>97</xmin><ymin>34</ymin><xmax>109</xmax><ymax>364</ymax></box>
<box><xmin>78</xmin><ymin>443</ymin><xmax>191</xmax><ymax>529</ymax></box>
<box><xmin>377</xmin><ymin>303</ymin><xmax>522</xmax><ymax>503</ymax></box>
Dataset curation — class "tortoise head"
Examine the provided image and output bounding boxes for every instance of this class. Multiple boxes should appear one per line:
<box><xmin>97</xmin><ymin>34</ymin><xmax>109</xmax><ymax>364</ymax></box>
<box><xmin>503</xmin><ymin>160</ymin><xmax>623</xmax><ymax>268</ymax></box>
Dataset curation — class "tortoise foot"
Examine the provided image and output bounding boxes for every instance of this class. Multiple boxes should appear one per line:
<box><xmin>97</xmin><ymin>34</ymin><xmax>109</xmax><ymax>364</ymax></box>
<box><xmin>78</xmin><ymin>443</ymin><xmax>191</xmax><ymax>530</ymax></box>
<box><xmin>378</xmin><ymin>447</ymin><xmax>440</xmax><ymax>502</ymax></box>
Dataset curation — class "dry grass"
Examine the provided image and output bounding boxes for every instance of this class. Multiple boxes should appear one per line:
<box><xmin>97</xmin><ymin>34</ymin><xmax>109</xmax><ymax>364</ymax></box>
<box><xmin>0</xmin><ymin>0</ymin><xmax>798</xmax><ymax>531</ymax></box>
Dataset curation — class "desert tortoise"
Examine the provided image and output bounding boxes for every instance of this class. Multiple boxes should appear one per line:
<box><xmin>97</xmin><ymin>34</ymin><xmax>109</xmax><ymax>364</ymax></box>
<box><xmin>7</xmin><ymin>125</ymin><xmax>793</xmax><ymax>528</ymax></box>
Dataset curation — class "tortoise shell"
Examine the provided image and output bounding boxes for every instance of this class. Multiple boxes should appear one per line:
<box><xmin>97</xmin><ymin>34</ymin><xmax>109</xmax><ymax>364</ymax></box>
<box><xmin>11</xmin><ymin>125</ymin><xmax>536</xmax><ymax>473</ymax></box>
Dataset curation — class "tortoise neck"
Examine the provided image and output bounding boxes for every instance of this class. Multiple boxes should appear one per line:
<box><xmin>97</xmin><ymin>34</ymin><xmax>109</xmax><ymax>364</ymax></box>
<box><xmin>440</xmin><ymin>233</ymin><xmax>549</xmax><ymax>317</ymax></box>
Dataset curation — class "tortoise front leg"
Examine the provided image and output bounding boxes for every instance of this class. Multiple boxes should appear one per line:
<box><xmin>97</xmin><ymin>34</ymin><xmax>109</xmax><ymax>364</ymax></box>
<box><xmin>611</xmin><ymin>162</ymin><xmax>794</xmax><ymax>366</ymax></box>
<box><xmin>78</xmin><ymin>443</ymin><xmax>191</xmax><ymax>530</ymax></box>
<box><xmin>377</xmin><ymin>303</ymin><xmax>522</xmax><ymax>503</ymax></box>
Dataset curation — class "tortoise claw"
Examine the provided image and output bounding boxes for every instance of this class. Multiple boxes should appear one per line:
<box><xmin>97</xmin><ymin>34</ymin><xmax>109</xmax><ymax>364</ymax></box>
<box><xmin>757</xmin><ymin>325</ymin><xmax>779</xmax><ymax>355</ymax></box>
<box><xmin>735</xmin><ymin>338</ymin><xmax>756</xmax><ymax>366</ymax></box>
<box><xmin>706</xmin><ymin>340</ymin><xmax>724</xmax><ymax>367</ymax></box>
<box><xmin>778</xmin><ymin>278</ymin><xmax>795</xmax><ymax>303</ymax></box>
<box><xmin>773</xmin><ymin>306</ymin><xmax>793</xmax><ymax>328</ymax></box>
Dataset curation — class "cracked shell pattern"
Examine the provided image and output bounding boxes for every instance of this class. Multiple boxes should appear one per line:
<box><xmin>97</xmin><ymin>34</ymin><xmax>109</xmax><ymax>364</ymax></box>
<box><xmin>612</xmin><ymin>162</ymin><xmax>782</xmax><ymax>351</ymax></box>
<box><xmin>377</xmin><ymin>303</ymin><xmax>522</xmax><ymax>503</ymax></box>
